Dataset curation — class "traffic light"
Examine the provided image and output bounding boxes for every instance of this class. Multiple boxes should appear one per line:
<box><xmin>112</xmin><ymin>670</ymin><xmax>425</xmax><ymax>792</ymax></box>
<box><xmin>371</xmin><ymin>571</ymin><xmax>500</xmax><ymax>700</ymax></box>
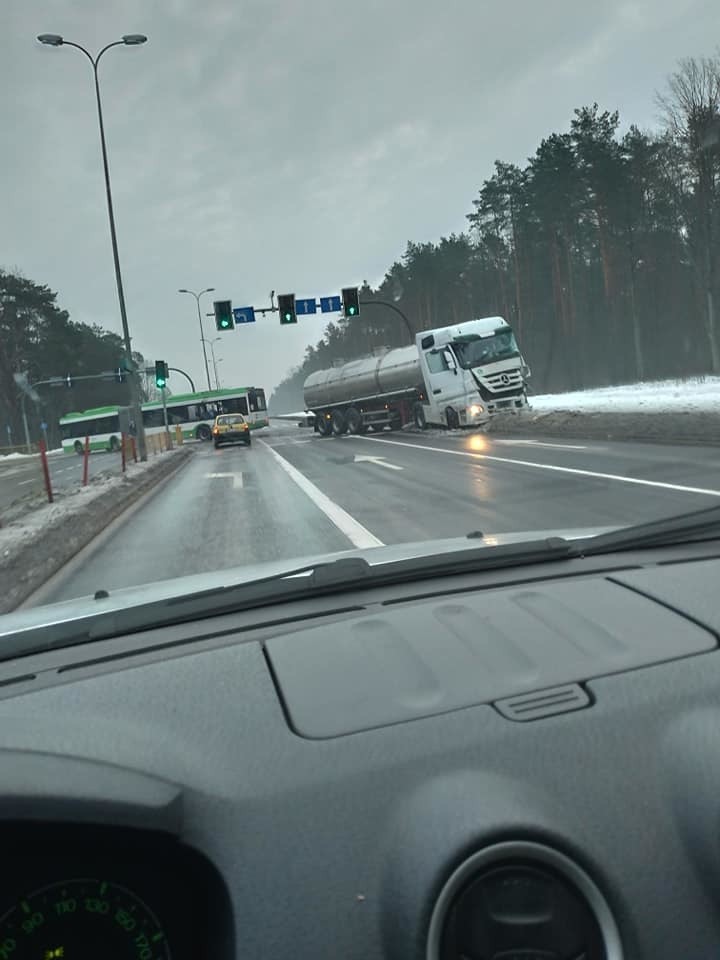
<box><xmin>214</xmin><ymin>300</ymin><xmax>234</xmax><ymax>331</ymax></box>
<box><xmin>155</xmin><ymin>360</ymin><xmax>169</xmax><ymax>389</ymax></box>
<box><xmin>278</xmin><ymin>293</ymin><xmax>297</xmax><ymax>325</ymax></box>
<box><xmin>342</xmin><ymin>287</ymin><xmax>360</xmax><ymax>317</ymax></box>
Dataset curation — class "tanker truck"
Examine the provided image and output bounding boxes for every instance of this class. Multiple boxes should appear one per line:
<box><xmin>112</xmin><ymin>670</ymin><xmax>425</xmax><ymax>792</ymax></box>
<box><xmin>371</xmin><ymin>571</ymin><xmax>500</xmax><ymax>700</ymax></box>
<box><xmin>303</xmin><ymin>316</ymin><xmax>529</xmax><ymax>435</ymax></box>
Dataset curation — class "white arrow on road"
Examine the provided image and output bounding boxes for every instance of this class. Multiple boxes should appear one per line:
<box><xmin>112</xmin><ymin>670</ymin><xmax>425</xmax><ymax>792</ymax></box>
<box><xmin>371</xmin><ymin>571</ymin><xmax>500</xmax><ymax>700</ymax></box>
<box><xmin>353</xmin><ymin>455</ymin><xmax>403</xmax><ymax>471</ymax></box>
<box><xmin>205</xmin><ymin>472</ymin><xmax>244</xmax><ymax>489</ymax></box>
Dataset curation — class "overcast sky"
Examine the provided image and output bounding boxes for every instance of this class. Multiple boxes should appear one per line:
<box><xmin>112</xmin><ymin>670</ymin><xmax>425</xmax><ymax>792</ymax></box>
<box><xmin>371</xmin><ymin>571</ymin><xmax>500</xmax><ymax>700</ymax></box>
<box><xmin>3</xmin><ymin>0</ymin><xmax>717</xmax><ymax>396</ymax></box>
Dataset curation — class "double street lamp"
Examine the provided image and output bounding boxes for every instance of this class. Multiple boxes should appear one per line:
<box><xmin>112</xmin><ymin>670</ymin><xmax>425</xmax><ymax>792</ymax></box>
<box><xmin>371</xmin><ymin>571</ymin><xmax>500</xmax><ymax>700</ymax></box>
<box><xmin>178</xmin><ymin>288</ymin><xmax>215</xmax><ymax>391</ymax></box>
<box><xmin>202</xmin><ymin>337</ymin><xmax>223</xmax><ymax>389</ymax></box>
<box><xmin>37</xmin><ymin>32</ymin><xmax>149</xmax><ymax>460</ymax></box>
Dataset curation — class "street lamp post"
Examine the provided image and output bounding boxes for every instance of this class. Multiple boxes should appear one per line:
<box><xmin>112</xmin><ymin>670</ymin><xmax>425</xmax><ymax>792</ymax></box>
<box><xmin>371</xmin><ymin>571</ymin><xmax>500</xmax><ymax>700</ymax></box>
<box><xmin>179</xmin><ymin>288</ymin><xmax>215</xmax><ymax>391</ymax></box>
<box><xmin>37</xmin><ymin>32</ymin><xmax>150</xmax><ymax>461</ymax></box>
<box><xmin>202</xmin><ymin>337</ymin><xmax>222</xmax><ymax>389</ymax></box>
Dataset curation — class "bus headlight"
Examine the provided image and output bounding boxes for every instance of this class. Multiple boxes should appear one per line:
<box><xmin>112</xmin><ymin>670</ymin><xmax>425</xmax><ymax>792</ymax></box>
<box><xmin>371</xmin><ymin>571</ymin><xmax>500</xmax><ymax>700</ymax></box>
<box><xmin>469</xmin><ymin>404</ymin><xmax>484</xmax><ymax>417</ymax></box>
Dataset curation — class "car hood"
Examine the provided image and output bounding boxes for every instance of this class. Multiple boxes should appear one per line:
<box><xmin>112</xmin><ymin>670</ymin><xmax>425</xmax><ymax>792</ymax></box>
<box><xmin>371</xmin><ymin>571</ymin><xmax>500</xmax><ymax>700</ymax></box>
<box><xmin>0</xmin><ymin>526</ymin><xmax>616</xmax><ymax>639</ymax></box>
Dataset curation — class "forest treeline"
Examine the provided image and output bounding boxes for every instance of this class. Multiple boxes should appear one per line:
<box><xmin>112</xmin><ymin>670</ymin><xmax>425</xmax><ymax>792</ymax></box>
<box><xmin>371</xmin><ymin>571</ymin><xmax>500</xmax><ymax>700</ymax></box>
<box><xmin>270</xmin><ymin>52</ymin><xmax>720</xmax><ymax>412</ymax></box>
<box><xmin>0</xmin><ymin>269</ymin><xmax>148</xmax><ymax>450</ymax></box>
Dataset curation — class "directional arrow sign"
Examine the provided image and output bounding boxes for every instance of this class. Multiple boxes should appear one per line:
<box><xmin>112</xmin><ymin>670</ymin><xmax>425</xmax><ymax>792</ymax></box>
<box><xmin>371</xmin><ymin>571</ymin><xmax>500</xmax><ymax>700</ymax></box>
<box><xmin>353</xmin><ymin>455</ymin><xmax>403</xmax><ymax>471</ymax></box>
<box><xmin>233</xmin><ymin>306</ymin><xmax>256</xmax><ymax>324</ymax></box>
<box><xmin>205</xmin><ymin>472</ymin><xmax>244</xmax><ymax>489</ymax></box>
<box><xmin>320</xmin><ymin>296</ymin><xmax>341</xmax><ymax>313</ymax></box>
<box><xmin>296</xmin><ymin>298</ymin><xmax>317</xmax><ymax>315</ymax></box>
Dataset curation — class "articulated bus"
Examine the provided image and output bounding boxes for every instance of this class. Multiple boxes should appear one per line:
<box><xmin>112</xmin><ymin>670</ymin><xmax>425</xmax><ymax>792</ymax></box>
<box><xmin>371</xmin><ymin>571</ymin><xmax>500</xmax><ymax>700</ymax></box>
<box><xmin>59</xmin><ymin>386</ymin><xmax>268</xmax><ymax>454</ymax></box>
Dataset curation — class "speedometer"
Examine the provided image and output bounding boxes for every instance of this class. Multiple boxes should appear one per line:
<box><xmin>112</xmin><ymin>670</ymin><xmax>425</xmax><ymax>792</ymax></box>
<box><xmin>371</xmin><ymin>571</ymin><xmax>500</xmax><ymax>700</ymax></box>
<box><xmin>0</xmin><ymin>879</ymin><xmax>170</xmax><ymax>959</ymax></box>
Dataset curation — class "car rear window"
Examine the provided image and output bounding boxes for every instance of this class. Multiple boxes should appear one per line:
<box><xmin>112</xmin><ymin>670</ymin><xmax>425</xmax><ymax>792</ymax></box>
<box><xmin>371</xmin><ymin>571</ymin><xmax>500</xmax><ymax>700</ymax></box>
<box><xmin>217</xmin><ymin>415</ymin><xmax>245</xmax><ymax>425</ymax></box>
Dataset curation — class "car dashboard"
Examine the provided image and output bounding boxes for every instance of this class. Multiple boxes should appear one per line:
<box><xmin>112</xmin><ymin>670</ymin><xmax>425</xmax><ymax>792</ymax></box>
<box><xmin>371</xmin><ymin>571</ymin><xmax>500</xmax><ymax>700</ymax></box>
<box><xmin>0</xmin><ymin>538</ymin><xmax>720</xmax><ymax>958</ymax></box>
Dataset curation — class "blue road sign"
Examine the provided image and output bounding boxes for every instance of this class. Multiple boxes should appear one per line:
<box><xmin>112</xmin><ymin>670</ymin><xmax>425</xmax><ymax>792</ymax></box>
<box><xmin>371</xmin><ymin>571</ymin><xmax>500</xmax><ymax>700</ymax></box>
<box><xmin>320</xmin><ymin>296</ymin><xmax>342</xmax><ymax>313</ymax></box>
<box><xmin>233</xmin><ymin>306</ymin><xmax>256</xmax><ymax>324</ymax></box>
<box><xmin>296</xmin><ymin>298</ymin><xmax>318</xmax><ymax>315</ymax></box>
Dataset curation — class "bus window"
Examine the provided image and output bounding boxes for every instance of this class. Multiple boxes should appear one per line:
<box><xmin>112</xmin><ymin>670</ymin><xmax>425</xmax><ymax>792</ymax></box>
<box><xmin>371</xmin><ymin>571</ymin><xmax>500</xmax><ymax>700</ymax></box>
<box><xmin>166</xmin><ymin>404</ymin><xmax>191</xmax><ymax>423</ymax></box>
<box><xmin>247</xmin><ymin>388</ymin><xmax>266</xmax><ymax>412</ymax></box>
<box><xmin>143</xmin><ymin>408</ymin><xmax>165</xmax><ymax>428</ymax></box>
<box><xmin>220</xmin><ymin>396</ymin><xmax>248</xmax><ymax>415</ymax></box>
<box><xmin>97</xmin><ymin>416</ymin><xmax>118</xmax><ymax>434</ymax></box>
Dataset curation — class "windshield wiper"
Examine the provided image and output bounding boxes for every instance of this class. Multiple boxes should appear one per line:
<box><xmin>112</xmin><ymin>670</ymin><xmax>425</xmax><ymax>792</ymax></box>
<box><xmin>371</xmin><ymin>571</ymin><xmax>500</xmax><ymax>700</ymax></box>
<box><xmin>577</xmin><ymin>504</ymin><xmax>720</xmax><ymax>556</ymax></box>
<box><xmin>0</xmin><ymin>538</ymin><xmax>575</xmax><ymax>660</ymax></box>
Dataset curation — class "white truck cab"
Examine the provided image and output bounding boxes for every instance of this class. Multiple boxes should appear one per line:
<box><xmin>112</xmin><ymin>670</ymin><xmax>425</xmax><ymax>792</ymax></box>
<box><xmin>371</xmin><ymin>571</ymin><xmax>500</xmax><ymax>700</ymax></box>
<box><xmin>416</xmin><ymin>316</ymin><xmax>529</xmax><ymax>428</ymax></box>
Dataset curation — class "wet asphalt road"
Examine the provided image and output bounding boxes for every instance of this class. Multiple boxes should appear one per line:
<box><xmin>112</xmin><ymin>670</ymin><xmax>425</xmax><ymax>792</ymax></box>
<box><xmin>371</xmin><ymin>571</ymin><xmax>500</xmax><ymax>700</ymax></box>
<box><xmin>37</xmin><ymin>421</ymin><xmax>720</xmax><ymax>603</ymax></box>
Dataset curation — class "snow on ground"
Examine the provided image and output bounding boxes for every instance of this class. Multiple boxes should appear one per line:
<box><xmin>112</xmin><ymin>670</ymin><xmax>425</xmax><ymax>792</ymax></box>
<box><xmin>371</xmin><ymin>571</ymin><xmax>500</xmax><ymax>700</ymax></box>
<box><xmin>0</xmin><ymin>453</ymin><xmax>176</xmax><ymax>555</ymax></box>
<box><xmin>530</xmin><ymin>376</ymin><xmax>720</xmax><ymax>415</ymax></box>
<box><xmin>0</xmin><ymin>448</ymin><xmax>63</xmax><ymax>460</ymax></box>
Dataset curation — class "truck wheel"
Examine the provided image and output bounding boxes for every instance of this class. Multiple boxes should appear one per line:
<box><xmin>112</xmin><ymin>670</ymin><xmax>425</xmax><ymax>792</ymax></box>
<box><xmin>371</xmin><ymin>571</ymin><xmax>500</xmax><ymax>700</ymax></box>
<box><xmin>345</xmin><ymin>407</ymin><xmax>363</xmax><ymax>434</ymax></box>
<box><xmin>331</xmin><ymin>410</ymin><xmax>348</xmax><ymax>436</ymax></box>
<box><xmin>445</xmin><ymin>407</ymin><xmax>460</xmax><ymax>430</ymax></box>
<box><xmin>413</xmin><ymin>403</ymin><xmax>427</xmax><ymax>430</ymax></box>
<box><xmin>316</xmin><ymin>416</ymin><xmax>331</xmax><ymax>437</ymax></box>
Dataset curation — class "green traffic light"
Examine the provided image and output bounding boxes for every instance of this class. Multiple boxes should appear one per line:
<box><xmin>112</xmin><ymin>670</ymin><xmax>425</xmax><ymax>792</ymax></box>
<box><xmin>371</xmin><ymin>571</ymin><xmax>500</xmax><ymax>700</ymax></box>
<box><xmin>347</xmin><ymin>306</ymin><xmax>357</xmax><ymax>315</ymax></box>
<box><xmin>284</xmin><ymin>313</ymin><xmax>291</xmax><ymax>322</ymax></box>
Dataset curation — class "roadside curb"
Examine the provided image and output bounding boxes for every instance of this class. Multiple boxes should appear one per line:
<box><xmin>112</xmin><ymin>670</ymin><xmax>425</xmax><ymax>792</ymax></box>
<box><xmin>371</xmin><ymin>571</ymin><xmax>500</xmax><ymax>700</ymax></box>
<box><xmin>2</xmin><ymin>447</ymin><xmax>195</xmax><ymax>614</ymax></box>
<box><xmin>485</xmin><ymin>409</ymin><xmax>720</xmax><ymax>445</ymax></box>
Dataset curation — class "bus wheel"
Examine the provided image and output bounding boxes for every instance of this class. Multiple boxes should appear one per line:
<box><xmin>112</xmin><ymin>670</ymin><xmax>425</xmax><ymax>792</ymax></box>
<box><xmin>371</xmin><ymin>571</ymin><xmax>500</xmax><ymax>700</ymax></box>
<box><xmin>346</xmin><ymin>407</ymin><xmax>363</xmax><ymax>434</ymax></box>
<box><xmin>331</xmin><ymin>410</ymin><xmax>348</xmax><ymax>435</ymax></box>
<box><xmin>74</xmin><ymin>440</ymin><xmax>84</xmax><ymax>456</ymax></box>
<box><xmin>109</xmin><ymin>436</ymin><xmax>120</xmax><ymax>452</ymax></box>
<box><xmin>413</xmin><ymin>403</ymin><xmax>427</xmax><ymax>430</ymax></box>
<box><xmin>196</xmin><ymin>424</ymin><xmax>212</xmax><ymax>441</ymax></box>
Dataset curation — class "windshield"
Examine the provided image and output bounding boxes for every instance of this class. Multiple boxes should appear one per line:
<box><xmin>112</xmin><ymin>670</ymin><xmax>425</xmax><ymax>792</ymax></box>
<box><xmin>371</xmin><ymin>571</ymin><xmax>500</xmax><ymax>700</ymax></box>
<box><xmin>453</xmin><ymin>331</ymin><xmax>520</xmax><ymax>368</ymax></box>
<box><xmin>3</xmin><ymin>2</ymin><xmax>720</xmax><ymax>628</ymax></box>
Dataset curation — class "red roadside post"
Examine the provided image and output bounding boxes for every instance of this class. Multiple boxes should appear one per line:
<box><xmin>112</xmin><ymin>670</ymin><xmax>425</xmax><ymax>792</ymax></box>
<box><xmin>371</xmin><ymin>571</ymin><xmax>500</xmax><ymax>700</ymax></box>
<box><xmin>121</xmin><ymin>432</ymin><xmax>127</xmax><ymax>473</ymax></box>
<box><xmin>38</xmin><ymin>438</ymin><xmax>54</xmax><ymax>503</ymax></box>
<box><xmin>131</xmin><ymin>437</ymin><xmax>137</xmax><ymax>463</ymax></box>
<box><xmin>82</xmin><ymin>435</ymin><xmax>90</xmax><ymax>487</ymax></box>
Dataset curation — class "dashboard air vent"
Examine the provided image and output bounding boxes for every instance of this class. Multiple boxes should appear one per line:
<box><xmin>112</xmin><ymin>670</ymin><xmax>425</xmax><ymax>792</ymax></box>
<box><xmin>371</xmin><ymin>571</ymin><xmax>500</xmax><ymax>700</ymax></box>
<box><xmin>428</xmin><ymin>842</ymin><xmax>622</xmax><ymax>960</ymax></box>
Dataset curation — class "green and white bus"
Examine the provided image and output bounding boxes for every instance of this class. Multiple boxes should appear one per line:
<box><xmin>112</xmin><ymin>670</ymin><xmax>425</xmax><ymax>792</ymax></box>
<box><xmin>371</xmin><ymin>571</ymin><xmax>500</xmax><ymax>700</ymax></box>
<box><xmin>142</xmin><ymin>386</ymin><xmax>268</xmax><ymax>441</ymax></box>
<box><xmin>59</xmin><ymin>405</ymin><xmax>124</xmax><ymax>455</ymax></box>
<box><xmin>59</xmin><ymin>386</ymin><xmax>268</xmax><ymax>454</ymax></box>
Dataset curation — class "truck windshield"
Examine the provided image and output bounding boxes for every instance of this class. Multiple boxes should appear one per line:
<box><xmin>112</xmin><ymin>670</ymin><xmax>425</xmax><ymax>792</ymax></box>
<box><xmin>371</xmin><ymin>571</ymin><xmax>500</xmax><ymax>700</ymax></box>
<box><xmin>453</xmin><ymin>330</ymin><xmax>520</xmax><ymax>368</ymax></box>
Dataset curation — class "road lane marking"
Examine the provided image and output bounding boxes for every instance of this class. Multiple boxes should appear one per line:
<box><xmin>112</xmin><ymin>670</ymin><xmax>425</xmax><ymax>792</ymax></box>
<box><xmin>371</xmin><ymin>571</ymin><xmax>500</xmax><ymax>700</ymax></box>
<box><xmin>493</xmin><ymin>439</ymin><xmax>589</xmax><ymax>450</ymax></box>
<box><xmin>205</xmin><ymin>471</ymin><xmax>244</xmax><ymax>489</ymax></box>
<box><xmin>353</xmin><ymin>454</ymin><xmax>403</xmax><ymax>471</ymax></box>
<box><xmin>347</xmin><ymin>436</ymin><xmax>720</xmax><ymax>498</ymax></box>
<box><xmin>259</xmin><ymin>439</ymin><xmax>384</xmax><ymax>548</ymax></box>
<box><xmin>17</xmin><ymin>479</ymin><xmax>35</xmax><ymax>486</ymax></box>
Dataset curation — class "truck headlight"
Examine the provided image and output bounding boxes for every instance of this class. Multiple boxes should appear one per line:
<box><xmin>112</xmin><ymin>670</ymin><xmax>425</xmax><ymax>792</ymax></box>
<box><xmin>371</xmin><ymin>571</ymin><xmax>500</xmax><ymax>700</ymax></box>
<box><xmin>469</xmin><ymin>404</ymin><xmax>483</xmax><ymax>416</ymax></box>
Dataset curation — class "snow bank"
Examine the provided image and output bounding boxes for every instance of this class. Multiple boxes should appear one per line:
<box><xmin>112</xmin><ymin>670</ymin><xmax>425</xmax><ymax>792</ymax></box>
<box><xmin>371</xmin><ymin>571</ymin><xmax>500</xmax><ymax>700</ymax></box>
<box><xmin>1</xmin><ymin>447</ymin><xmax>194</xmax><ymax>613</ymax></box>
<box><xmin>0</xmin><ymin>448</ymin><xmax>63</xmax><ymax>460</ymax></box>
<box><xmin>530</xmin><ymin>376</ymin><xmax>720</xmax><ymax>415</ymax></box>
<box><xmin>1</xmin><ymin>454</ymin><xmax>177</xmax><ymax>554</ymax></box>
